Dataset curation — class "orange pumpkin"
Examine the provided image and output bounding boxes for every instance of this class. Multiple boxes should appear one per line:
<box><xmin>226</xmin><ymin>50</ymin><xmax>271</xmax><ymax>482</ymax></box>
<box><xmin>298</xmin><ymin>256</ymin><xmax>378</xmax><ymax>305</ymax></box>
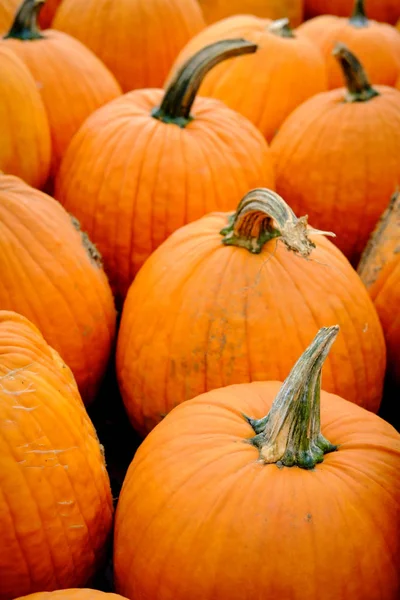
<box><xmin>52</xmin><ymin>0</ymin><xmax>205</xmax><ymax>93</ymax></box>
<box><xmin>2</xmin><ymin>0</ymin><xmax>121</xmax><ymax>186</ymax></box>
<box><xmin>38</xmin><ymin>0</ymin><xmax>62</xmax><ymax>29</ymax></box>
<box><xmin>271</xmin><ymin>44</ymin><xmax>400</xmax><ymax>266</ymax></box>
<box><xmin>114</xmin><ymin>326</ymin><xmax>400</xmax><ymax>600</ymax></box>
<box><xmin>305</xmin><ymin>0</ymin><xmax>400</xmax><ymax>24</ymax></box>
<box><xmin>167</xmin><ymin>16</ymin><xmax>328</xmax><ymax>142</ymax></box>
<box><xmin>297</xmin><ymin>0</ymin><xmax>400</xmax><ymax>89</ymax></box>
<box><xmin>198</xmin><ymin>0</ymin><xmax>303</xmax><ymax>27</ymax></box>
<box><xmin>0</xmin><ymin>45</ymin><xmax>51</xmax><ymax>188</ymax></box>
<box><xmin>55</xmin><ymin>41</ymin><xmax>275</xmax><ymax>307</ymax></box>
<box><xmin>0</xmin><ymin>310</ymin><xmax>113</xmax><ymax>600</ymax></box>
<box><xmin>15</xmin><ymin>592</ymin><xmax>127</xmax><ymax>600</ymax></box>
<box><xmin>0</xmin><ymin>0</ymin><xmax>19</xmax><ymax>33</ymax></box>
<box><xmin>358</xmin><ymin>191</ymin><xmax>400</xmax><ymax>390</ymax></box>
<box><xmin>0</xmin><ymin>173</ymin><xmax>116</xmax><ymax>404</ymax></box>
<box><xmin>116</xmin><ymin>188</ymin><xmax>385</xmax><ymax>437</ymax></box>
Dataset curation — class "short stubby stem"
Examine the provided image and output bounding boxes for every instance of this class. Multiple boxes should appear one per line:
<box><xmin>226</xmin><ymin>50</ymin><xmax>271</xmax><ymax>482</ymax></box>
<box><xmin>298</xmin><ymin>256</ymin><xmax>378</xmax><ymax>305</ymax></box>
<box><xmin>4</xmin><ymin>0</ymin><xmax>45</xmax><ymax>41</ymax></box>
<box><xmin>349</xmin><ymin>0</ymin><xmax>369</xmax><ymax>28</ymax></box>
<box><xmin>268</xmin><ymin>18</ymin><xmax>295</xmax><ymax>38</ymax></box>
<box><xmin>333</xmin><ymin>43</ymin><xmax>379</xmax><ymax>103</ymax></box>
<box><xmin>244</xmin><ymin>326</ymin><xmax>339</xmax><ymax>469</ymax></box>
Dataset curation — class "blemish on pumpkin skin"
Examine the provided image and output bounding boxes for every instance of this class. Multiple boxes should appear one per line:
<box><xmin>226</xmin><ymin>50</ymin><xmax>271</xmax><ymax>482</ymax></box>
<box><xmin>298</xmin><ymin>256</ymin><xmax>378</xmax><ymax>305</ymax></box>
<box><xmin>70</xmin><ymin>215</ymin><xmax>103</xmax><ymax>267</ymax></box>
<box><xmin>305</xmin><ymin>513</ymin><xmax>312</xmax><ymax>523</ymax></box>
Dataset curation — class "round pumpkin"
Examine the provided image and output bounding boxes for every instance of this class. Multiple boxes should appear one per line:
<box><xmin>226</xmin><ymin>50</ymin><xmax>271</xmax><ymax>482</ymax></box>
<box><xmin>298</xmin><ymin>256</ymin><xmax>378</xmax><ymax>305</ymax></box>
<box><xmin>0</xmin><ymin>0</ymin><xmax>19</xmax><ymax>33</ymax></box>
<box><xmin>297</xmin><ymin>0</ymin><xmax>400</xmax><ymax>89</ymax></box>
<box><xmin>114</xmin><ymin>326</ymin><xmax>400</xmax><ymax>600</ymax></box>
<box><xmin>38</xmin><ymin>0</ymin><xmax>62</xmax><ymax>29</ymax></box>
<box><xmin>0</xmin><ymin>310</ymin><xmax>113</xmax><ymax>600</ymax></box>
<box><xmin>52</xmin><ymin>0</ymin><xmax>205</xmax><ymax>93</ymax></box>
<box><xmin>358</xmin><ymin>191</ymin><xmax>400</xmax><ymax>390</ymax></box>
<box><xmin>0</xmin><ymin>173</ymin><xmax>116</xmax><ymax>404</ymax></box>
<box><xmin>167</xmin><ymin>16</ymin><xmax>328</xmax><ymax>142</ymax></box>
<box><xmin>0</xmin><ymin>45</ymin><xmax>51</xmax><ymax>188</ymax></box>
<box><xmin>305</xmin><ymin>0</ymin><xmax>400</xmax><ymax>24</ymax></box>
<box><xmin>198</xmin><ymin>0</ymin><xmax>303</xmax><ymax>27</ymax></box>
<box><xmin>15</xmin><ymin>591</ymin><xmax>127</xmax><ymax>600</ymax></box>
<box><xmin>116</xmin><ymin>187</ymin><xmax>385</xmax><ymax>437</ymax></box>
<box><xmin>2</xmin><ymin>0</ymin><xmax>122</xmax><ymax>186</ymax></box>
<box><xmin>55</xmin><ymin>40</ymin><xmax>275</xmax><ymax>307</ymax></box>
<box><xmin>271</xmin><ymin>43</ymin><xmax>400</xmax><ymax>266</ymax></box>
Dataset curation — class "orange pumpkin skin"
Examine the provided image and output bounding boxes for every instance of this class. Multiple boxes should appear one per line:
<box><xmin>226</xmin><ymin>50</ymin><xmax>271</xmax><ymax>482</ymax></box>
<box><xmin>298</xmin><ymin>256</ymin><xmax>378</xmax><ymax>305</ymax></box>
<box><xmin>0</xmin><ymin>46</ymin><xmax>51</xmax><ymax>189</ymax></box>
<box><xmin>15</xmin><ymin>591</ymin><xmax>127</xmax><ymax>600</ymax></box>
<box><xmin>198</xmin><ymin>0</ymin><xmax>303</xmax><ymax>27</ymax></box>
<box><xmin>305</xmin><ymin>0</ymin><xmax>400</xmax><ymax>24</ymax></box>
<box><xmin>296</xmin><ymin>11</ymin><xmax>400</xmax><ymax>89</ymax></box>
<box><xmin>2</xmin><ymin>6</ymin><xmax>122</xmax><ymax>183</ymax></box>
<box><xmin>55</xmin><ymin>92</ymin><xmax>275</xmax><ymax>306</ymax></box>
<box><xmin>0</xmin><ymin>173</ymin><xmax>116</xmax><ymax>404</ymax></box>
<box><xmin>358</xmin><ymin>194</ymin><xmax>400</xmax><ymax>388</ymax></box>
<box><xmin>167</xmin><ymin>16</ymin><xmax>328</xmax><ymax>142</ymax></box>
<box><xmin>0</xmin><ymin>0</ymin><xmax>19</xmax><ymax>33</ymax></box>
<box><xmin>116</xmin><ymin>210</ymin><xmax>385</xmax><ymax>437</ymax></box>
<box><xmin>52</xmin><ymin>0</ymin><xmax>205</xmax><ymax>93</ymax></box>
<box><xmin>271</xmin><ymin>86</ymin><xmax>400</xmax><ymax>266</ymax></box>
<box><xmin>38</xmin><ymin>0</ymin><xmax>62</xmax><ymax>29</ymax></box>
<box><xmin>114</xmin><ymin>381</ymin><xmax>400</xmax><ymax>600</ymax></box>
<box><xmin>0</xmin><ymin>311</ymin><xmax>113</xmax><ymax>600</ymax></box>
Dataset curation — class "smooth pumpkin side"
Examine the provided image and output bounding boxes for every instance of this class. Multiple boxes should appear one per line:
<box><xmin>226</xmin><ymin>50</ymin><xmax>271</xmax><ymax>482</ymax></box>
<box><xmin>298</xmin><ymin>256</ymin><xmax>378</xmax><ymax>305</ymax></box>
<box><xmin>0</xmin><ymin>173</ymin><xmax>116</xmax><ymax>404</ymax></box>
<box><xmin>0</xmin><ymin>311</ymin><xmax>113</xmax><ymax>600</ymax></box>
<box><xmin>0</xmin><ymin>45</ymin><xmax>51</xmax><ymax>189</ymax></box>
<box><xmin>0</xmin><ymin>0</ymin><xmax>19</xmax><ymax>33</ymax></box>
<box><xmin>15</xmin><ymin>591</ymin><xmax>128</xmax><ymax>600</ymax></box>
<box><xmin>198</xmin><ymin>0</ymin><xmax>304</xmax><ymax>27</ymax></box>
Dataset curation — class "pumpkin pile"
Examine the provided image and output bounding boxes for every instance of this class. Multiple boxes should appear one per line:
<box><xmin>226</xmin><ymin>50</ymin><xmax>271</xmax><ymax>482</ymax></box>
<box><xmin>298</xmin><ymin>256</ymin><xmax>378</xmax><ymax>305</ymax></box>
<box><xmin>0</xmin><ymin>0</ymin><xmax>399</xmax><ymax>599</ymax></box>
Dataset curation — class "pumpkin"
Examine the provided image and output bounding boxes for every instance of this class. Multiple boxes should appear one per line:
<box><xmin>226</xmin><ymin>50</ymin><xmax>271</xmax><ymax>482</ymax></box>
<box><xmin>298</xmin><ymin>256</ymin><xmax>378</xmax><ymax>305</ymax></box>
<box><xmin>38</xmin><ymin>0</ymin><xmax>62</xmax><ymax>29</ymax></box>
<box><xmin>116</xmin><ymin>187</ymin><xmax>385</xmax><ymax>437</ymax></box>
<box><xmin>0</xmin><ymin>310</ymin><xmax>113</xmax><ymax>600</ymax></box>
<box><xmin>0</xmin><ymin>0</ymin><xmax>19</xmax><ymax>32</ymax></box>
<box><xmin>0</xmin><ymin>173</ymin><xmax>116</xmax><ymax>404</ymax></box>
<box><xmin>358</xmin><ymin>191</ymin><xmax>400</xmax><ymax>391</ymax></box>
<box><xmin>305</xmin><ymin>0</ymin><xmax>400</xmax><ymax>24</ymax></box>
<box><xmin>198</xmin><ymin>0</ymin><xmax>303</xmax><ymax>28</ymax></box>
<box><xmin>55</xmin><ymin>40</ymin><xmax>275</xmax><ymax>307</ymax></box>
<box><xmin>114</xmin><ymin>326</ymin><xmax>400</xmax><ymax>600</ymax></box>
<box><xmin>15</xmin><ymin>592</ymin><xmax>127</xmax><ymax>600</ymax></box>
<box><xmin>52</xmin><ymin>0</ymin><xmax>205</xmax><ymax>93</ymax></box>
<box><xmin>2</xmin><ymin>0</ymin><xmax>121</xmax><ymax>186</ymax></box>
<box><xmin>167</xmin><ymin>16</ymin><xmax>328</xmax><ymax>142</ymax></box>
<box><xmin>271</xmin><ymin>43</ymin><xmax>400</xmax><ymax>266</ymax></box>
<box><xmin>0</xmin><ymin>45</ymin><xmax>51</xmax><ymax>188</ymax></box>
<box><xmin>297</xmin><ymin>0</ymin><xmax>400</xmax><ymax>89</ymax></box>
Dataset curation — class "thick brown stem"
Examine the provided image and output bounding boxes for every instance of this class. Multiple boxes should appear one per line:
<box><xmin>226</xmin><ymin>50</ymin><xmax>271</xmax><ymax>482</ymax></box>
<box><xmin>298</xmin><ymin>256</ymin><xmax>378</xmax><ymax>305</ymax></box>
<box><xmin>349</xmin><ymin>0</ymin><xmax>369</xmax><ymax>27</ymax></box>
<box><xmin>152</xmin><ymin>39</ymin><xmax>257</xmax><ymax>128</ymax></box>
<box><xmin>245</xmin><ymin>327</ymin><xmax>339</xmax><ymax>469</ymax></box>
<box><xmin>333</xmin><ymin>43</ymin><xmax>379</xmax><ymax>102</ymax></box>
<box><xmin>4</xmin><ymin>0</ymin><xmax>45</xmax><ymax>40</ymax></box>
<box><xmin>220</xmin><ymin>188</ymin><xmax>335</xmax><ymax>255</ymax></box>
<box><xmin>268</xmin><ymin>17</ymin><xmax>295</xmax><ymax>38</ymax></box>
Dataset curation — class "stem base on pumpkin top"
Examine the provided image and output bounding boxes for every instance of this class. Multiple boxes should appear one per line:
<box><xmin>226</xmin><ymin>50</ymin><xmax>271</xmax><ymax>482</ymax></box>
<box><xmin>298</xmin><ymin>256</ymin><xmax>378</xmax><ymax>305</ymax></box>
<box><xmin>333</xmin><ymin>43</ymin><xmax>379</xmax><ymax>103</ymax></box>
<box><xmin>220</xmin><ymin>188</ymin><xmax>335</xmax><ymax>255</ymax></box>
<box><xmin>349</xmin><ymin>0</ymin><xmax>369</xmax><ymax>28</ymax></box>
<box><xmin>244</xmin><ymin>326</ymin><xmax>339</xmax><ymax>470</ymax></box>
<box><xmin>152</xmin><ymin>39</ymin><xmax>257</xmax><ymax>128</ymax></box>
<box><xmin>4</xmin><ymin>0</ymin><xmax>45</xmax><ymax>41</ymax></box>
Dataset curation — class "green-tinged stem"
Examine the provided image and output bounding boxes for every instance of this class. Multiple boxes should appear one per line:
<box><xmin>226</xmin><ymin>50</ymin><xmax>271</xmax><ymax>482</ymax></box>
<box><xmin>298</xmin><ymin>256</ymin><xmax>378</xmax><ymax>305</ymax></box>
<box><xmin>245</xmin><ymin>327</ymin><xmax>339</xmax><ymax>469</ymax></box>
<box><xmin>349</xmin><ymin>0</ymin><xmax>369</xmax><ymax>27</ymax></box>
<box><xmin>220</xmin><ymin>188</ymin><xmax>335</xmax><ymax>255</ymax></box>
<box><xmin>4</xmin><ymin>0</ymin><xmax>45</xmax><ymax>41</ymax></box>
<box><xmin>333</xmin><ymin>42</ymin><xmax>379</xmax><ymax>102</ymax></box>
<box><xmin>152</xmin><ymin>39</ymin><xmax>257</xmax><ymax>128</ymax></box>
<box><xmin>268</xmin><ymin>17</ymin><xmax>295</xmax><ymax>38</ymax></box>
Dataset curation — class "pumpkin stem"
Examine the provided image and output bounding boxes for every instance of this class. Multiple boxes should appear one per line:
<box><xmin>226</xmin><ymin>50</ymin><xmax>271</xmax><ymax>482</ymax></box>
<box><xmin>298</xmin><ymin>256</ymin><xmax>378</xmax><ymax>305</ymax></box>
<box><xmin>220</xmin><ymin>188</ymin><xmax>335</xmax><ymax>255</ymax></box>
<box><xmin>333</xmin><ymin>42</ymin><xmax>379</xmax><ymax>102</ymax></box>
<box><xmin>268</xmin><ymin>18</ymin><xmax>295</xmax><ymax>38</ymax></box>
<box><xmin>246</xmin><ymin>326</ymin><xmax>339</xmax><ymax>469</ymax></box>
<box><xmin>152</xmin><ymin>39</ymin><xmax>257</xmax><ymax>128</ymax></box>
<box><xmin>4</xmin><ymin>0</ymin><xmax>45</xmax><ymax>40</ymax></box>
<box><xmin>349</xmin><ymin>0</ymin><xmax>369</xmax><ymax>28</ymax></box>
<box><xmin>357</xmin><ymin>189</ymin><xmax>400</xmax><ymax>288</ymax></box>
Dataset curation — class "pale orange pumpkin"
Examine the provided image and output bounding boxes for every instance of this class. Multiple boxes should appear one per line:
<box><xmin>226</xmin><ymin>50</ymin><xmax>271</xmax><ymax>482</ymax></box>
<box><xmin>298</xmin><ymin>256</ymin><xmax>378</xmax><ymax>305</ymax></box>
<box><xmin>198</xmin><ymin>0</ymin><xmax>303</xmax><ymax>27</ymax></box>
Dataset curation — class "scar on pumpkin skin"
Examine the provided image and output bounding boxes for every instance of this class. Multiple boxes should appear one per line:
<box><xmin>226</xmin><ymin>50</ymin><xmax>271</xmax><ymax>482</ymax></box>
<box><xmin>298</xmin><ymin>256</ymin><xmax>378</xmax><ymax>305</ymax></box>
<box><xmin>70</xmin><ymin>215</ymin><xmax>103</xmax><ymax>267</ymax></box>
